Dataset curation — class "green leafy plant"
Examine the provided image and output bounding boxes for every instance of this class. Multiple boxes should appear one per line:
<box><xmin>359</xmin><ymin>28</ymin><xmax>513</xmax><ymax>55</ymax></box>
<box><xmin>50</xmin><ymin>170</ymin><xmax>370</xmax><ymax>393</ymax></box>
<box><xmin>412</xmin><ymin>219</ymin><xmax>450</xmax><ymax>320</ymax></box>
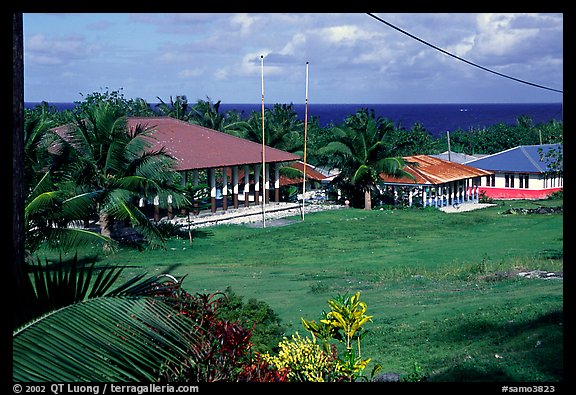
<box><xmin>301</xmin><ymin>291</ymin><xmax>375</xmax><ymax>381</ymax></box>
<box><xmin>401</xmin><ymin>361</ymin><xmax>427</xmax><ymax>382</ymax></box>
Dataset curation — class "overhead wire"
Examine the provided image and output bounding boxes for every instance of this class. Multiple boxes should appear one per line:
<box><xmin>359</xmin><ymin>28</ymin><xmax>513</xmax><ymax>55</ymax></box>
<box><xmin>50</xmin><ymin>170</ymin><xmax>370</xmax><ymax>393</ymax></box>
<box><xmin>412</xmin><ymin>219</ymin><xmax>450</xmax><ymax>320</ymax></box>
<box><xmin>366</xmin><ymin>13</ymin><xmax>563</xmax><ymax>94</ymax></box>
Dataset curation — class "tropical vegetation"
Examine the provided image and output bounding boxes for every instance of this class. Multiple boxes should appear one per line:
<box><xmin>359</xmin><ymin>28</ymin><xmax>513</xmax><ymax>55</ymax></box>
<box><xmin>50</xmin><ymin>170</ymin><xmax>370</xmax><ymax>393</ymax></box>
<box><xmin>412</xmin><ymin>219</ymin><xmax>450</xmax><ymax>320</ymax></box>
<box><xmin>316</xmin><ymin>108</ymin><xmax>416</xmax><ymax>209</ymax></box>
<box><xmin>24</xmin><ymin>89</ymin><xmax>563</xmax><ymax>212</ymax></box>
<box><xmin>14</xmin><ymin>87</ymin><xmax>563</xmax><ymax>383</ymax></box>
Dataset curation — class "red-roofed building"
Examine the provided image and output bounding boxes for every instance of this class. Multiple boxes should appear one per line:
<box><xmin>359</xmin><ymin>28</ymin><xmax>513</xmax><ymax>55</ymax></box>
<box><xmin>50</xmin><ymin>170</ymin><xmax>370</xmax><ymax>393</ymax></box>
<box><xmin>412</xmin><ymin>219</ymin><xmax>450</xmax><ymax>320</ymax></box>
<box><xmin>127</xmin><ymin>117</ymin><xmax>301</xmax><ymax>214</ymax></box>
<box><xmin>53</xmin><ymin>117</ymin><xmax>301</xmax><ymax>215</ymax></box>
<box><xmin>379</xmin><ymin>155</ymin><xmax>493</xmax><ymax>207</ymax></box>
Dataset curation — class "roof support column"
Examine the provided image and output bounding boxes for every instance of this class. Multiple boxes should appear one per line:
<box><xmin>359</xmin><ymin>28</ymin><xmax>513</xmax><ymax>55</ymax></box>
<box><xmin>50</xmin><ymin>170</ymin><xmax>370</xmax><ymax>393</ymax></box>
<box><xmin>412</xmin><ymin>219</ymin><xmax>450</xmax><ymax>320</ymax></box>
<box><xmin>244</xmin><ymin>165</ymin><xmax>250</xmax><ymax>207</ymax></box>
<box><xmin>167</xmin><ymin>194</ymin><xmax>174</xmax><ymax>220</ymax></box>
<box><xmin>233</xmin><ymin>166</ymin><xmax>239</xmax><ymax>209</ymax></box>
<box><xmin>422</xmin><ymin>186</ymin><xmax>427</xmax><ymax>208</ymax></box>
<box><xmin>265</xmin><ymin>163</ymin><xmax>270</xmax><ymax>204</ymax></box>
<box><xmin>209</xmin><ymin>168</ymin><xmax>216</xmax><ymax>213</ymax></box>
<box><xmin>254</xmin><ymin>164</ymin><xmax>261</xmax><ymax>205</ymax></box>
<box><xmin>439</xmin><ymin>185</ymin><xmax>445</xmax><ymax>207</ymax></box>
<box><xmin>274</xmin><ymin>164</ymin><xmax>280</xmax><ymax>203</ymax></box>
<box><xmin>153</xmin><ymin>195</ymin><xmax>160</xmax><ymax>222</ymax></box>
<box><xmin>456</xmin><ymin>181</ymin><xmax>461</xmax><ymax>204</ymax></box>
<box><xmin>222</xmin><ymin>167</ymin><xmax>228</xmax><ymax>212</ymax></box>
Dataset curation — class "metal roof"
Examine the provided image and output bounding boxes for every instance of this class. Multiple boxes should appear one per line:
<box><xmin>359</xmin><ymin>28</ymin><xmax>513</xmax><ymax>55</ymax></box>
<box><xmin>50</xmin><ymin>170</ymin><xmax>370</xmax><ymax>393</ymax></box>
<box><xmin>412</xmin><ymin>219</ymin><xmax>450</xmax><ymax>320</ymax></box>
<box><xmin>128</xmin><ymin>117</ymin><xmax>300</xmax><ymax>171</ymax></box>
<box><xmin>380</xmin><ymin>155</ymin><xmax>493</xmax><ymax>186</ymax></box>
<box><xmin>430</xmin><ymin>151</ymin><xmax>489</xmax><ymax>164</ymax></box>
<box><xmin>464</xmin><ymin>144</ymin><xmax>562</xmax><ymax>173</ymax></box>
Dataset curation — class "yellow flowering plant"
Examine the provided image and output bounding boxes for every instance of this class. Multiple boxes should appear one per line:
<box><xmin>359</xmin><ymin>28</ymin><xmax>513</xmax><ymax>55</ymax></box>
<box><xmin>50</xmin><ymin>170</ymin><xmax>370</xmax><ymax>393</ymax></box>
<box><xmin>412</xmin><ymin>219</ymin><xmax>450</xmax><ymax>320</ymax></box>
<box><xmin>260</xmin><ymin>332</ymin><xmax>341</xmax><ymax>382</ymax></box>
<box><xmin>302</xmin><ymin>291</ymin><xmax>374</xmax><ymax>381</ymax></box>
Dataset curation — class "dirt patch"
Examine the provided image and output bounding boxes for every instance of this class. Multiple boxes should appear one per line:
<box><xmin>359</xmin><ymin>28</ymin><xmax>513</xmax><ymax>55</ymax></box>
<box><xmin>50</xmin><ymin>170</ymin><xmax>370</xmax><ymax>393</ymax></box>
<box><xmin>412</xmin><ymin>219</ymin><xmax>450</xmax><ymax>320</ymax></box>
<box><xmin>244</xmin><ymin>218</ymin><xmax>299</xmax><ymax>228</ymax></box>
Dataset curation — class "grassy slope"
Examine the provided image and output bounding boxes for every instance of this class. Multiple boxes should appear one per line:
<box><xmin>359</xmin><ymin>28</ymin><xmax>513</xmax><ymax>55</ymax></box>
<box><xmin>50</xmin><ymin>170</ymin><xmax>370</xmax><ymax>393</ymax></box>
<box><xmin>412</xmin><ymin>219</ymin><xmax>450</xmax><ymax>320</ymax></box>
<box><xmin>40</xmin><ymin>198</ymin><xmax>563</xmax><ymax>382</ymax></box>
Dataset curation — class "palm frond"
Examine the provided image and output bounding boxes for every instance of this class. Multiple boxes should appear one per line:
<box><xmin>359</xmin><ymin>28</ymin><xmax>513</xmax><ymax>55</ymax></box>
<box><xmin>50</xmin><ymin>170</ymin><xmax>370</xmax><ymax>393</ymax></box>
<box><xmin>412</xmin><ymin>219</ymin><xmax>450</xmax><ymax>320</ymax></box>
<box><xmin>317</xmin><ymin>141</ymin><xmax>353</xmax><ymax>157</ymax></box>
<box><xmin>103</xmin><ymin>196</ymin><xmax>166</xmax><ymax>248</ymax></box>
<box><xmin>25</xmin><ymin>190</ymin><xmax>64</xmax><ymax>221</ymax></box>
<box><xmin>376</xmin><ymin>157</ymin><xmax>417</xmax><ymax>181</ymax></box>
<box><xmin>279</xmin><ymin>166</ymin><xmax>304</xmax><ymax>180</ymax></box>
<box><xmin>13</xmin><ymin>296</ymin><xmax>202</xmax><ymax>382</ymax></box>
<box><xmin>26</xmin><ymin>171</ymin><xmax>54</xmax><ymax>202</ymax></box>
<box><xmin>351</xmin><ymin>164</ymin><xmax>372</xmax><ymax>185</ymax></box>
<box><xmin>42</xmin><ymin>227</ymin><xmax>116</xmax><ymax>253</ymax></box>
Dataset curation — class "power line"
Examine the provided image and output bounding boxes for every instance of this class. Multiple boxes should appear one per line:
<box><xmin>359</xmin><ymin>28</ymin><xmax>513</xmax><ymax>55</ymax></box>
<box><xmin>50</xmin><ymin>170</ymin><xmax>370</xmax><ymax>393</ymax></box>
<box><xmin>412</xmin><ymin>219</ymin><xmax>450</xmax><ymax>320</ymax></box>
<box><xmin>366</xmin><ymin>13</ymin><xmax>563</xmax><ymax>94</ymax></box>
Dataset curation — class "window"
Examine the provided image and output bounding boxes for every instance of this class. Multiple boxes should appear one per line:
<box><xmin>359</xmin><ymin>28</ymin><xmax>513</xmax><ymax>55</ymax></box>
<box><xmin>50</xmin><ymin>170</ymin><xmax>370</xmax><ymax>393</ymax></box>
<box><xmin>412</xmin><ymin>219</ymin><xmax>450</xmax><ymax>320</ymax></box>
<box><xmin>490</xmin><ymin>174</ymin><xmax>495</xmax><ymax>187</ymax></box>
<box><xmin>505</xmin><ymin>173</ymin><xmax>515</xmax><ymax>188</ymax></box>
<box><xmin>521</xmin><ymin>173</ymin><xmax>529</xmax><ymax>189</ymax></box>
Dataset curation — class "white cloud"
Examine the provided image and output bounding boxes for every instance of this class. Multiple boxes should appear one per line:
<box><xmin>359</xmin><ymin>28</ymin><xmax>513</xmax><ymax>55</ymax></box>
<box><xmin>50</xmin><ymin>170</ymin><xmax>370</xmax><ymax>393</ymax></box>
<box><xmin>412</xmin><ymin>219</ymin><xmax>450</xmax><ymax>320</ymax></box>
<box><xmin>22</xmin><ymin>12</ymin><xmax>563</xmax><ymax>103</ymax></box>
<box><xmin>26</xmin><ymin>33</ymin><xmax>98</xmax><ymax>65</ymax></box>
<box><xmin>178</xmin><ymin>68</ymin><xmax>203</xmax><ymax>78</ymax></box>
<box><xmin>320</xmin><ymin>25</ymin><xmax>378</xmax><ymax>46</ymax></box>
<box><xmin>230</xmin><ymin>13</ymin><xmax>259</xmax><ymax>35</ymax></box>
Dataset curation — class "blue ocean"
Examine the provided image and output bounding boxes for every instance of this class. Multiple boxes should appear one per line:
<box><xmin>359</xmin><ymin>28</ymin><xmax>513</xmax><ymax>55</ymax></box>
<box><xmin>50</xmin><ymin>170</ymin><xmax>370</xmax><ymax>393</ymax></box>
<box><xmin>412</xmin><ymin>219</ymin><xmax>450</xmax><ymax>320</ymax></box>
<box><xmin>25</xmin><ymin>102</ymin><xmax>563</xmax><ymax>138</ymax></box>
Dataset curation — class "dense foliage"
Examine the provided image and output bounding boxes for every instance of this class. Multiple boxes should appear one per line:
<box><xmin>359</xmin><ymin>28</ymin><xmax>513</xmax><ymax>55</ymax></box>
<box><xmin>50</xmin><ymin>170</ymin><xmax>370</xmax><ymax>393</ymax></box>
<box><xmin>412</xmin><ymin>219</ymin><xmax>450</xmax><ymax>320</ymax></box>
<box><xmin>26</xmin><ymin>90</ymin><xmax>563</xmax><ymax>213</ymax></box>
<box><xmin>17</xmin><ymin>90</ymin><xmax>562</xmax><ymax>382</ymax></box>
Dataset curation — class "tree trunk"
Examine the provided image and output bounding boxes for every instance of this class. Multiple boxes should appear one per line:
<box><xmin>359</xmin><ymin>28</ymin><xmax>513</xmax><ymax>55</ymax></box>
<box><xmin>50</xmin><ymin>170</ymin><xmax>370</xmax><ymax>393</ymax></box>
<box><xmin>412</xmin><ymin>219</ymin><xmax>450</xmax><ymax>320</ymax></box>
<box><xmin>99</xmin><ymin>212</ymin><xmax>114</xmax><ymax>252</ymax></box>
<box><xmin>13</xmin><ymin>12</ymin><xmax>25</xmax><ymax>276</ymax></box>
<box><xmin>99</xmin><ymin>212</ymin><xmax>112</xmax><ymax>238</ymax></box>
<box><xmin>364</xmin><ymin>188</ymin><xmax>372</xmax><ymax>210</ymax></box>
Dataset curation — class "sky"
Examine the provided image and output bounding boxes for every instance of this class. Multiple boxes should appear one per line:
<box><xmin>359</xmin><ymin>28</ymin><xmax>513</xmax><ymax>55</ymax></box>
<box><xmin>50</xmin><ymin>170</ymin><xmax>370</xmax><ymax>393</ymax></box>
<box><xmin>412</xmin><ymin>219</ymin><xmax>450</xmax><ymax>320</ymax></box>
<box><xmin>22</xmin><ymin>12</ymin><xmax>564</xmax><ymax>105</ymax></box>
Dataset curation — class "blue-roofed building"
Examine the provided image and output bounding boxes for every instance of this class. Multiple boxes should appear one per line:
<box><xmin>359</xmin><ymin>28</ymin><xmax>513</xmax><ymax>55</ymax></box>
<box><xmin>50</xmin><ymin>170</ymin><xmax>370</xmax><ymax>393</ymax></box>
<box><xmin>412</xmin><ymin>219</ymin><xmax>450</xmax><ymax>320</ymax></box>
<box><xmin>465</xmin><ymin>144</ymin><xmax>563</xmax><ymax>199</ymax></box>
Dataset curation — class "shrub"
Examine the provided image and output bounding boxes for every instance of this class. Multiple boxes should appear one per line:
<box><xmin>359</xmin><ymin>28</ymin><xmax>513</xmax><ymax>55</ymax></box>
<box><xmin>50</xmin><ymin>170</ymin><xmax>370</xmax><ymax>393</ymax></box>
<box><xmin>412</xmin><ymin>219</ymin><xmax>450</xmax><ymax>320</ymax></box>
<box><xmin>260</xmin><ymin>332</ymin><xmax>342</xmax><ymax>382</ymax></box>
<box><xmin>157</xmin><ymin>287</ymin><xmax>254</xmax><ymax>382</ymax></box>
<box><xmin>218</xmin><ymin>287</ymin><xmax>286</xmax><ymax>354</ymax></box>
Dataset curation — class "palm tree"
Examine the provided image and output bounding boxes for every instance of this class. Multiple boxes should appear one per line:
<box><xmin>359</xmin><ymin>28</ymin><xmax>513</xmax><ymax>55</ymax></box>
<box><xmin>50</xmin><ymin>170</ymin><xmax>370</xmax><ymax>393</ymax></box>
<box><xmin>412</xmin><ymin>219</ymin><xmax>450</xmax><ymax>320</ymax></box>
<box><xmin>22</xmin><ymin>105</ymin><xmax>115</xmax><ymax>253</ymax></box>
<box><xmin>318</xmin><ymin>109</ymin><xmax>415</xmax><ymax>210</ymax></box>
<box><xmin>189</xmin><ymin>97</ymin><xmax>249</xmax><ymax>137</ymax></box>
<box><xmin>241</xmin><ymin>103</ymin><xmax>303</xmax><ymax>154</ymax></box>
<box><xmin>155</xmin><ymin>95</ymin><xmax>191</xmax><ymax>120</ymax></box>
<box><xmin>51</xmin><ymin>100</ymin><xmax>189</xmax><ymax>249</ymax></box>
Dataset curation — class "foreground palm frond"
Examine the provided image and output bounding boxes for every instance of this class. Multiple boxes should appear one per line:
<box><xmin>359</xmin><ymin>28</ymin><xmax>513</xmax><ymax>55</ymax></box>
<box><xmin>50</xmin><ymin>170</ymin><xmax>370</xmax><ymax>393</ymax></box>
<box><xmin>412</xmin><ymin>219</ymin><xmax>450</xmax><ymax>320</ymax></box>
<box><xmin>13</xmin><ymin>296</ymin><xmax>202</xmax><ymax>382</ymax></box>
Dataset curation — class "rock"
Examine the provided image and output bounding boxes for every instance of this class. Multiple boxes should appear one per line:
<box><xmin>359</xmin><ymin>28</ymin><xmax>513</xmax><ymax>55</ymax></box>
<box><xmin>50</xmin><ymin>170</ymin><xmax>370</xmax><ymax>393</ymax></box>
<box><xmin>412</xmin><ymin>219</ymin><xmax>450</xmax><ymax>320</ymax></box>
<box><xmin>372</xmin><ymin>372</ymin><xmax>401</xmax><ymax>382</ymax></box>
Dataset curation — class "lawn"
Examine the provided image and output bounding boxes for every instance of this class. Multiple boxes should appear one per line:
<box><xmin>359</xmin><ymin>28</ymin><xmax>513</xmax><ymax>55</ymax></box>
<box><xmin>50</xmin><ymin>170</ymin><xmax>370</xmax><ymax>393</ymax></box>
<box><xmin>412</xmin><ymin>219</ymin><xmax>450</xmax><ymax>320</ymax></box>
<box><xmin>39</xmin><ymin>197</ymin><xmax>563</xmax><ymax>382</ymax></box>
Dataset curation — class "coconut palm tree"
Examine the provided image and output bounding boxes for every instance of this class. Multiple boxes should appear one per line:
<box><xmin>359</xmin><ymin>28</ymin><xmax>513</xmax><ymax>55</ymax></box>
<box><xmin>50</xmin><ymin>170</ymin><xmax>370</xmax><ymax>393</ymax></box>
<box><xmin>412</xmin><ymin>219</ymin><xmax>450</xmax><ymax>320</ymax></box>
<box><xmin>189</xmin><ymin>97</ymin><xmax>226</xmax><ymax>130</ymax></box>
<box><xmin>155</xmin><ymin>95</ymin><xmax>191</xmax><ymax>120</ymax></box>
<box><xmin>241</xmin><ymin>103</ymin><xmax>304</xmax><ymax>154</ymax></box>
<box><xmin>188</xmin><ymin>97</ymin><xmax>249</xmax><ymax>137</ymax></box>
<box><xmin>22</xmin><ymin>101</ymin><xmax>116</xmax><ymax>254</ymax></box>
<box><xmin>318</xmin><ymin>108</ymin><xmax>415</xmax><ymax>210</ymax></box>
<box><xmin>50</xmin><ymin>100</ymin><xmax>189</xmax><ymax>249</ymax></box>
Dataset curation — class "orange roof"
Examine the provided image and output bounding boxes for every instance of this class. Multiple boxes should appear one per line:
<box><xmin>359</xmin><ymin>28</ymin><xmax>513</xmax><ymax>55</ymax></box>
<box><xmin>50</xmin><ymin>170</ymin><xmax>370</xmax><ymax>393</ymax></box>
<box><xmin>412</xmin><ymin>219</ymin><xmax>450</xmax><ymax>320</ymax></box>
<box><xmin>128</xmin><ymin>117</ymin><xmax>300</xmax><ymax>171</ymax></box>
<box><xmin>282</xmin><ymin>161</ymin><xmax>329</xmax><ymax>184</ymax></box>
<box><xmin>379</xmin><ymin>155</ymin><xmax>493</xmax><ymax>185</ymax></box>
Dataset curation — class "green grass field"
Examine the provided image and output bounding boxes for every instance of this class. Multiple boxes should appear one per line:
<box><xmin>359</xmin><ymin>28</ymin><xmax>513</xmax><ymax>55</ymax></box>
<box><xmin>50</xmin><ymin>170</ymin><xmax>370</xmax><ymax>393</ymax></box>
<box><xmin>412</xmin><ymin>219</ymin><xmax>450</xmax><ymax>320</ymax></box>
<box><xmin>40</xmin><ymin>198</ymin><xmax>563</xmax><ymax>382</ymax></box>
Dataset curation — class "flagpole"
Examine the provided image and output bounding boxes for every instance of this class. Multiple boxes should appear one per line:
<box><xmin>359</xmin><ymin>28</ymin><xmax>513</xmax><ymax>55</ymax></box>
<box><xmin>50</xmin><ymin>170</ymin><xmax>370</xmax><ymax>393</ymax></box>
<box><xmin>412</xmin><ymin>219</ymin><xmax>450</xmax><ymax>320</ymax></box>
<box><xmin>302</xmin><ymin>61</ymin><xmax>309</xmax><ymax>221</ymax></box>
<box><xmin>260</xmin><ymin>55</ymin><xmax>266</xmax><ymax>228</ymax></box>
